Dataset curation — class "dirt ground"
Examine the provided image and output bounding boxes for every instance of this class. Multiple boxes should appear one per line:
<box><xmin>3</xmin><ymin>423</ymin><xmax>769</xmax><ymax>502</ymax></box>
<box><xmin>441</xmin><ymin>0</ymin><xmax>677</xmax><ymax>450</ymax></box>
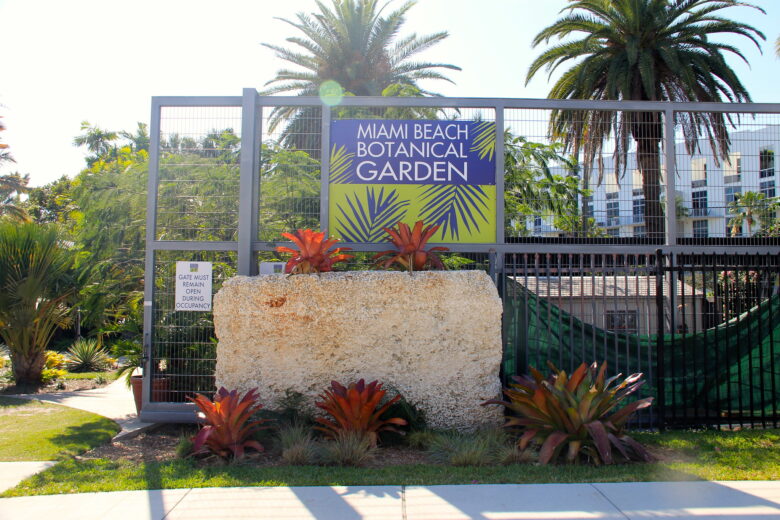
<box><xmin>0</xmin><ymin>376</ymin><xmax>114</xmax><ymax>395</ymax></box>
<box><xmin>80</xmin><ymin>424</ymin><xmax>430</xmax><ymax>467</ymax></box>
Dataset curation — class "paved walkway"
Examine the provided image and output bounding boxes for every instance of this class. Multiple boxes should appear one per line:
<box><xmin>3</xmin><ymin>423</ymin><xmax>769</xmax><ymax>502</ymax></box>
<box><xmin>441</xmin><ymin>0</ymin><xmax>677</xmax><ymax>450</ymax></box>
<box><xmin>11</xmin><ymin>377</ymin><xmax>153</xmax><ymax>439</ymax></box>
<box><xmin>1</xmin><ymin>378</ymin><xmax>154</xmax><ymax>493</ymax></box>
<box><xmin>1</xmin><ymin>481</ymin><xmax>779</xmax><ymax>519</ymax></box>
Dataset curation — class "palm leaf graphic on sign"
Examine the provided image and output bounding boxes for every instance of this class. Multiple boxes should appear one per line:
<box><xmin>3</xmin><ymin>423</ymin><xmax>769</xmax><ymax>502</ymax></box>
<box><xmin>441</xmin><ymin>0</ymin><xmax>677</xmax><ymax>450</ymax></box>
<box><xmin>419</xmin><ymin>184</ymin><xmax>490</xmax><ymax>241</ymax></box>
<box><xmin>470</xmin><ymin>121</ymin><xmax>496</xmax><ymax>161</ymax></box>
<box><xmin>330</xmin><ymin>144</ymin><xmax>354</xmax><ymax>184</ymax></box>
<box><xmin>336</xmin><ymin>187</ymin><xmax>410</xmax><ymax>243</ymax></box>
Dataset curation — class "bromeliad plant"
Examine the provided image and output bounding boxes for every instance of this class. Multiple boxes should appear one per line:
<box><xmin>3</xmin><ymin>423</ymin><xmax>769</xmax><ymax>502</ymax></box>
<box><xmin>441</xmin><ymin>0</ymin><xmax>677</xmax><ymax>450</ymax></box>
<box><xmin>484</xmin><ymin>361</ymin><xmax>654</xmax><ymax>465</ymax></box>
<box><xmin>314</xmin><ymin>379</ymin><xmax>408</xmax><ymax>447</ymax></box>
<box><xmin>188</xmin><ymin>387</ymin><xmax>271</xmax><ymax>460</ymax></box>
<box><xmin>372</xmin><ymin>220</ymin><xmax>449</xmax><ymax>272</ymax></box>
<box><xmin>275</xmin><ymin>228</ymin><xmax>353</xmax><ymax>274</ymax></box>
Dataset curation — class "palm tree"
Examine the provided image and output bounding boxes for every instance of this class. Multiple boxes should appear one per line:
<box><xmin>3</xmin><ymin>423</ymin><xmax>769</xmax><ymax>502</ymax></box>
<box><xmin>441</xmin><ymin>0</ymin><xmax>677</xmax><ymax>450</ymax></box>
<box><xmin>262</xmin><ymin>0</ymin><xmax>460</xmax><ymax>149</ymax></box>
<box><xmin>0</xmin><ymin>116</ymin><xmax>14</xmax><ymax>166</ymax></box>
<box><xmin>73</xmin><ymin>121</ymin><xmax>118</xmax><ymax>164</ymax></box>
<box><xmin>727</xmin><ymin>191</ymin><xmax>777</xmax><ymax>236</ymax></box>
<box><xmin>0</xmin><ymin>173</ymin><xmax>31</xmax><ymax>221</ymax></box>
<box><xmin>0</xmin><ymin>222</ymin><xmax>75</xmax><ymax>384</ymax></box>
<box><xmin>527</xmin><ymin>0</ymin><xmax>765</xmax><ymax>239</ymax></box>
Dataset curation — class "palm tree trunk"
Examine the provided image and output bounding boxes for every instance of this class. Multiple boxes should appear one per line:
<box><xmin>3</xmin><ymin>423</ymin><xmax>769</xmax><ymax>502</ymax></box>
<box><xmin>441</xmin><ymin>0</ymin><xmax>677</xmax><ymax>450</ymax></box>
<box><xmin>632</xmin><ymin>113</ymin><xmax>665</xmax><ymax>240</ymax></box>
<box><xmin>10</xmin><ymin>350</ymin><xmax>46</xmax><ymax>385</ymax></box>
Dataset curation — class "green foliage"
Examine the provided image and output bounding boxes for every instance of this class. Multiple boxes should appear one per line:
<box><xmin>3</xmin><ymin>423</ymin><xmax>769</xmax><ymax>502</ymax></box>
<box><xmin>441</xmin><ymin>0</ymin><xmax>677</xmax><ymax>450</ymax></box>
<box><xmin>64</xmin><ymin>338</ymin><xmax>112</xmax><ymax>372</ymax></box>
<box><xmin>176</xmin><ymin>435</ymin><xmax>195</xmax><ymax>459</ymax></box>
<box><xmin>727</xmin><ymin>191</ymin><xmax>778</xmax><ymax>236</ymax></box>
<box><xmin>0</xmin><ymin>173</ymin><xmax>31</xmax><ymax>222</ymax></box>
<box><xmin>320</xmin><ymin>430</ymin><xmax>375</xmax><ymax>467</ymax></box>
<box><xmin>188</xmin><ymin>387</ymin><xmax>271</xmax><ymax>461</ymax></box>
<box><xmin>486</xmin><ymin>362</ymin><xmax>654</xmax><ymax>465</ymax></box>
<box><xmin>277</xmin><ymin>424</ymin><xmax>318</xmax><ymax>466</ymax></box>
<box><xmin>111</xmin><ymin>339</ymin><xmax>143</xmax><ymax>386</ymax></box>
<box><xmin>0</xmin><ymin>222</ymin><xmax>75</xmax><ymax>384</ymax></box>
<box><xmin>40</xmin><ymin>350</ymin><xmax>67</xmax><ymax>384</ymax></box>
<box><xmin>314</xmin><ymin>379</ymin><xmax>407</xmax><ymax>446</ymax></box>
<box><xmin>426</xmin><ymin>429</ymin><xmax>512</xmax><ymax>466</ymax></box>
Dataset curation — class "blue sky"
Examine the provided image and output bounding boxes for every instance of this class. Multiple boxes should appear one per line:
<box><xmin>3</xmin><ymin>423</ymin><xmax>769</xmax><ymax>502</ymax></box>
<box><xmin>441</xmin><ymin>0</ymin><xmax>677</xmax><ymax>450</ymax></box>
<box><xmin>1</xmin><ymin>0</ymin><xmax>777</xmax><ymax>186</ymax></box>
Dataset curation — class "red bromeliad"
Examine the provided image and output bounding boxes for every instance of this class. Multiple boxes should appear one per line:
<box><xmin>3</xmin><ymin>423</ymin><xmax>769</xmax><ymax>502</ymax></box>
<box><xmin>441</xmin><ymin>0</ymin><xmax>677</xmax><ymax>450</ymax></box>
<box><xmin>373</xmin><ymin>220</ymin><xmax>449</xmax><ymax>272</ymax></box>
<box><xmin>276</xmin><ymin>228</ymin><xmax>353</xmax><ymax>274</ymax></box>
<box><xmin>188</xmin><ymin>387</ymin><xmax>270</xmax><ymax>460</ymax></box>
<box><xmin>314</xmin><ymin>379</ymin><xmax>407</xmax><ymax>447</ymax></box>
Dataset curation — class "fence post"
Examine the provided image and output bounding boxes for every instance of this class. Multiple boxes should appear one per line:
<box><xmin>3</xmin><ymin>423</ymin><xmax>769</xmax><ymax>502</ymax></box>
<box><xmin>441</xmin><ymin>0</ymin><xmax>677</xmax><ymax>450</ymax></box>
<box><xmin>320</xmin><ymin>104</ymin><xmax>331</xmax><ymax>233</ymax></box>
<box><xmin>664</xmin><ymin>108</ymin><xmax>677</xmax><ymax>247</ymax></box>
<box><xmin>238</xmin><ymin>88</ymin><xmax>260</xmax><ymax>276</ymax></box>
<box><xmin>655</xmin><ymin>248</ymin><xmax>666</xmax><ymax>430</ymax></box>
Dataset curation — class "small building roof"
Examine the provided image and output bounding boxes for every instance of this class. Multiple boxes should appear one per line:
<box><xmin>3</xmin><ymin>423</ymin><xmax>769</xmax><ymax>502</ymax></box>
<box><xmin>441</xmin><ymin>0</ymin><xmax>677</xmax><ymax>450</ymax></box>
<box><xmin>509</xmin><ymin>275</ymin><xmax>704</xmax><ymax>299</ymax></box>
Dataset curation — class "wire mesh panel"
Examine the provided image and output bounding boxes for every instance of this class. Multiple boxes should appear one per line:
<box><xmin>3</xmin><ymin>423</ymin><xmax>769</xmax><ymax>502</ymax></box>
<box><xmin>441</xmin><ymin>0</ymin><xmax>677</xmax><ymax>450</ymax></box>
<box><xmin>503</xmin><ymin>108</ymin><xmax>668</xmax><ymax>244</ymax></box>
<box><xmin>673</xmin><ymin>114</ymin><xmax>780</xmax><ymax>245</ymax></box>
<box><xmin>258</xmin><ymin>105</ymin><xmax>322</xmax><ymax>241</ymax></box>
<box><xmin>150</xmin><ymin>250</ymin><xmax>237</xmax><ymax>403</ymax></box>
<box><xmin>156</xmin><ymin>106</ymin><xmax>242</xmax><ymax>241</ymax></box>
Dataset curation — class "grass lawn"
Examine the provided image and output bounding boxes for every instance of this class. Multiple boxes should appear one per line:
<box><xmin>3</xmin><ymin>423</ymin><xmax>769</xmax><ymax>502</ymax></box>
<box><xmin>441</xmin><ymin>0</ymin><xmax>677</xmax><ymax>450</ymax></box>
<box><xmin>2</xmin><ymin>428</ymin><xmax>777</xmax><ymax>497</ymax></box>
<box><xmin>0</xmin><ymin>396</ymin><xmax>119</xmax><ymax>462</ymax></box>
<box><xmin>60</xmin><ymin>370</ymin><xmax>119</xmax><ymax>381</ymax></box>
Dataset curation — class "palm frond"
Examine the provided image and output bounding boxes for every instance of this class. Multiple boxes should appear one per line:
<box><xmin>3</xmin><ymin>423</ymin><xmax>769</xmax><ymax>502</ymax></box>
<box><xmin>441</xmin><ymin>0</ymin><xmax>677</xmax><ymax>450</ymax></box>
<box><xmin>418</xmin><ymin>184</ymin><xmax>490</xmax><ymax>241</ymax></box>
<box><xmin>335</xmin><ymin>186</ymin><xmax>409</xmax><ymax>243</ymax></box>
<box><xmin>329</xmin><ymin>144</ymin><xmax>355</xmax><ymax>184</ymax></box>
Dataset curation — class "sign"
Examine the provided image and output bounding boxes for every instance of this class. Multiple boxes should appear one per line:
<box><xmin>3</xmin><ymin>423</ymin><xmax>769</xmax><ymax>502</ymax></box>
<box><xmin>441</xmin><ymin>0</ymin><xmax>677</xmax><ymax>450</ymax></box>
<box><xmin>175</xmin><ymin>261</ymin><xmax>213</xmax><ymax>311</ymax></box>
<box><xmin>328</xmin><ymin>119</ymin><xmax>497</xmax><ymax>243</ymax></box>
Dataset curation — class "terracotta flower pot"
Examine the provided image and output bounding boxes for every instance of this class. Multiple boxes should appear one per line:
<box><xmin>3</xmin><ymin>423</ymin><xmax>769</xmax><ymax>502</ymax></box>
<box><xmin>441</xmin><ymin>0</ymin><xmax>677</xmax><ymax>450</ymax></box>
<box><xmin>130</xmin><ymin>375</ymin><xmax>170</xmax><ymax>415</ymax></box>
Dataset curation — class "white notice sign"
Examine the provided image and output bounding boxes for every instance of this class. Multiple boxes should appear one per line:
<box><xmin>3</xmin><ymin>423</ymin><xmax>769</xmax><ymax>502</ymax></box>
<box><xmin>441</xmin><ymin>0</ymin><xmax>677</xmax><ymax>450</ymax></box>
<box><xmin>175</xmin><ymin>261</ymin><xmax>213</xmax><ymax>311</ymax></box>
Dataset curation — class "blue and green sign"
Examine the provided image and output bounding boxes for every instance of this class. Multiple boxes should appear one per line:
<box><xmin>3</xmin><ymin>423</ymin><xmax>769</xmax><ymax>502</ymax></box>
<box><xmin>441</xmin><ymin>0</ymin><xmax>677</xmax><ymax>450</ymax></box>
<box><xmin>328</xmin><ymin>119</ymin><xmax>497</xmax><ymax>243</ymax></box>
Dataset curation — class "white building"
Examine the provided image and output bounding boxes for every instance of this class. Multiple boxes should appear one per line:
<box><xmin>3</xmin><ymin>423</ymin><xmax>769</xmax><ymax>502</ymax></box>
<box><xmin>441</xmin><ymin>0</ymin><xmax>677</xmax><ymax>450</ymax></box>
<box><xmin>532</xmin><ymin>125</ymin><xmax>779</xmax><ymax>239</ymax></box>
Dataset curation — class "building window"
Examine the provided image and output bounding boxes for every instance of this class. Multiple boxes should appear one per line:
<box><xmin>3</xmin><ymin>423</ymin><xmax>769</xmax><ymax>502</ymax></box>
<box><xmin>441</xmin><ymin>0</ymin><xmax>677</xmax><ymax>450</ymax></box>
<box><xmin>605</xmin><ymin>310</ymin><xmax>639</xmax><ymax>334</ymax></box>
<box><xmin>760</xmin><ymin>180</ymin><xmax>775</xmax><ymax>198</ymax></box>
<box><xmin>725</xmin><ymin>186</ymin><xmax>741</xmax><ymax>205</ymax></box>
<box><xmin>693</xmin><ymin>220</ymin><xmax>708</xmax><ymax>238</ymax></box>
<box><xmin>632</xmin><ymin>198</ymin><xmax>645</xmax><ymax>223</ymax></box>
<box><xmin>533</xmin><ymin>216</ymin><xmax>542</xmax><ymax>233</ymax></box>
<box><xmin>633</xmin><ymin>226</ymin><xmax>646</xmax><ymax>238</ymax></box>
<box><xmin>582</xmin><ymin>195</ymin><xmax>594</xmax><ymax>217</ymax></box>
<box><xmin>760</xmin><ymin>149</ymin><xmax>775</xmax><ymax>178</ymax></box>
<box><xmin>607</xmin><ymin>201</ymin><xmax>620</xmax><ymax>226</ymax></box>
<box><xmin>606</xmin><ymin>191</ymin><xmax>619</xmax><ymax>201</ymax></box>
<box><xmin>692</xmin><ymin>158</ymin><xmax>707</xmax><ymax>187</ymax></box>
<box><xmin>692</xmin><ymin>191</ymin><xmax>708</xmax><ymax>216</ymax></box>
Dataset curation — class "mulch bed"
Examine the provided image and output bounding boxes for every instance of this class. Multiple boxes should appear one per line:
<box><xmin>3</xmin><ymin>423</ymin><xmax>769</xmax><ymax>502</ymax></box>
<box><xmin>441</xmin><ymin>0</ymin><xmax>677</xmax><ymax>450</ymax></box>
<box><xmin>0</xmin><ymin>378</ymin><xmax>113</xmax><ymax>395</ymax></box>
<box><xmin>79</xmin><ymin>423</ymin><xmax>430</xmax><ymax>467</ymax></box>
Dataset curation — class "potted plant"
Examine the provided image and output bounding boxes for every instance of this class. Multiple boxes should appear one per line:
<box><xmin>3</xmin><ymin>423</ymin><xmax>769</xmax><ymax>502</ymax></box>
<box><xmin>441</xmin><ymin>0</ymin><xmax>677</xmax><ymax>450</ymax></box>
<box><xmin>112</xmin><ymin>339</ymin><xmax>169</xmax><ymax>414</ymax></box>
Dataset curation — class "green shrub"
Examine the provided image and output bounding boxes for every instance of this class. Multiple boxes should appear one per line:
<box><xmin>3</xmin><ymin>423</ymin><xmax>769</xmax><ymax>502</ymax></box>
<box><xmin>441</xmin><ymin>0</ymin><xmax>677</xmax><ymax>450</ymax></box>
<box><xmin>278</xmin><ymin>424</ymin><xmax>318</xmax><ymax>465</ymax></box>
<box><xmin>176</xmin><ymin>435</ymin><xmax>194</xmax><ymax>459</ymax></box>
<box><xmin>65</xmin><ymin>339</ymin><xmax>112</xmax><ymax>372</ymax></box>
<box><xmin>320</xmin><ymin>431</ymin><xmax>375</xmax><ymax>467</ymax></box>
<box><xmin>406</xmin><ymin>430</ymin><xmax>440</xmax><ymax>450</ymax></box>
<box><xmin>427</xmin><ymin>430</ymin><xmax>506</xmax><ymax>466</ymax></box>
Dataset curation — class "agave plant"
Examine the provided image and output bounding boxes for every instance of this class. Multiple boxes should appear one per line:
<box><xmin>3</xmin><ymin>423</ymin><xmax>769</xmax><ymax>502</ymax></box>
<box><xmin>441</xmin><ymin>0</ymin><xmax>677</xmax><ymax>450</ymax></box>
<box><xmin>276</xmin><ymin>228</ymin><xmax>353</xmax><ymax>274</ymax></box>
<box><xmin>484</xmin><ymin>361</ymin><xmax>654</xmax><ymax>465</ymax></box>
<box><xmin>64</xmin><ymin>338</ymin><xmax>113</xmax><ymax>372</ymax></box>
<box><xmin>314</xmin><ymin>379</ymin><xmax>407</xmax><ymax>447</ymax></box>
<box><xmin>188</xmin><ymin>387</ymin><xmax>270</xmax><ymax>460</ymax></box>
<box><xmin>372</xmin><ymin>220</ymin><xmax>449</xmax><ymax>273</ymax></box>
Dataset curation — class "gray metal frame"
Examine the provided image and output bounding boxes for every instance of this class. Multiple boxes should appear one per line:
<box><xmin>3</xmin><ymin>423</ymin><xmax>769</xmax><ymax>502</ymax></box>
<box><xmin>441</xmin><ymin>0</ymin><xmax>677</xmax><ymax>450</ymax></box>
<box><xmin>140</xmin><ymin>90</ymin><xmax>780</xmax><ymax>422</ymax></box>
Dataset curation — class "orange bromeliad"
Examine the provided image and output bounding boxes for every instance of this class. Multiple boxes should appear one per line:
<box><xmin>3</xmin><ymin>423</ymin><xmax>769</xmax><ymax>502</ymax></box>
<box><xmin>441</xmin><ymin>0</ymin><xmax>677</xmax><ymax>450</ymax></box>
<box><xmin>276</xmin><ymin>228</ymin><xmax>353</xmax><ymax>274</ymax></box>
<box><xmin>373</xmin><ymin>220</ymin><xmax>449</xmax><ymax>272</ymax></box>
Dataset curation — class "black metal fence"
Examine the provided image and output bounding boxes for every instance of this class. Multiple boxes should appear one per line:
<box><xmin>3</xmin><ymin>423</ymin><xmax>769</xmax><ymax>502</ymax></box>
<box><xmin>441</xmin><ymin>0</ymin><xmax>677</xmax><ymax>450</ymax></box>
<box><xmin>500</xmin><ymin>250</ymin><xmax>780</xmax><ymax>430</ymax></box>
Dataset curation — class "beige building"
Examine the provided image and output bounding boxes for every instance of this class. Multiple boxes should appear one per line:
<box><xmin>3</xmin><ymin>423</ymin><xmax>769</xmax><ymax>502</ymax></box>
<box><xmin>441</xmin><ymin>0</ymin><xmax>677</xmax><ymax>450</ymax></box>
<box><xmin>510</xmin><ymin>275</ymin><xmax>706</xmax><ymax>335</ymax></box>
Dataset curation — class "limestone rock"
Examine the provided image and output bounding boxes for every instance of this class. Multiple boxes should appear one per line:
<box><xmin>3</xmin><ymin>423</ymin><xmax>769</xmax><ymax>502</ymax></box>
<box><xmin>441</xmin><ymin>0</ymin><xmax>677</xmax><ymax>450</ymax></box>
<box><xmin>213</xmin><ymin>270</ymin><xmax>504</xmax><ymax>431</ymax></box>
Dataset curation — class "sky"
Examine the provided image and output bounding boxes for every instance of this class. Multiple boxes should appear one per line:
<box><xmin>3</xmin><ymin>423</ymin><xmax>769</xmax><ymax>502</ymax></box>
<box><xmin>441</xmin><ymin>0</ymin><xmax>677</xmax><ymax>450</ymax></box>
<box><xmin>1</xmin><ymin>0</ymin><xmax>778</xmax><ymax>187</ymax></box>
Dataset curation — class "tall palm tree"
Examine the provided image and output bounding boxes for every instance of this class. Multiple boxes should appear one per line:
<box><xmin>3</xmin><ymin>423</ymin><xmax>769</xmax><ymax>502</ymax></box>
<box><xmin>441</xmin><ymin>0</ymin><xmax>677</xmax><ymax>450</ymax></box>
<box><xmin>262</xmin><ymin>0</ymin><xmax>460</xmax><ymax>149</ymax></box>
<box><xmin>527</xmin><ymin>0</ymin><xmax>765</xmax><ymax>239</ymax></box>
<box><xmin>0</xmin><ymin>173</ymin><xmax>31</xmax><ymax>221</ymax></box>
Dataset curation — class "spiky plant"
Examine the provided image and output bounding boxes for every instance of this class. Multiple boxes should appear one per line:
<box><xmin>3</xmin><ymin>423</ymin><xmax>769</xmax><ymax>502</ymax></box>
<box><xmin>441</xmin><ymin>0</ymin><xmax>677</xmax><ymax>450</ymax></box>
<box><xmin>373</xmin><ymin>220</ymin><xmax>449</xmax><ymax>273</ymax></box>
<box><xmin>484</xmin><ymin>361</ymin><xmax>654</xmax><ymax>465</ymax></box>
<box><xmin>276</xmin><ymin>228</ymin><xmax>353</xmax><ymax>274</ymax></box>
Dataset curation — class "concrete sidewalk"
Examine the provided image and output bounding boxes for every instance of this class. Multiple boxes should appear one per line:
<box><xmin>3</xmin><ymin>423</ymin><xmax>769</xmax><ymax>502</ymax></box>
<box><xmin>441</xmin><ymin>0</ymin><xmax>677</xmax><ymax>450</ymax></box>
<box><xmin>11</xmin><ymin>377</ymin><xmax>153</xmax><ymax>439</ymax></box>
<box><xmin>1</xmin><ymin>481</ymin><xmax>779</xmax><ymax>519</ymax></box>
